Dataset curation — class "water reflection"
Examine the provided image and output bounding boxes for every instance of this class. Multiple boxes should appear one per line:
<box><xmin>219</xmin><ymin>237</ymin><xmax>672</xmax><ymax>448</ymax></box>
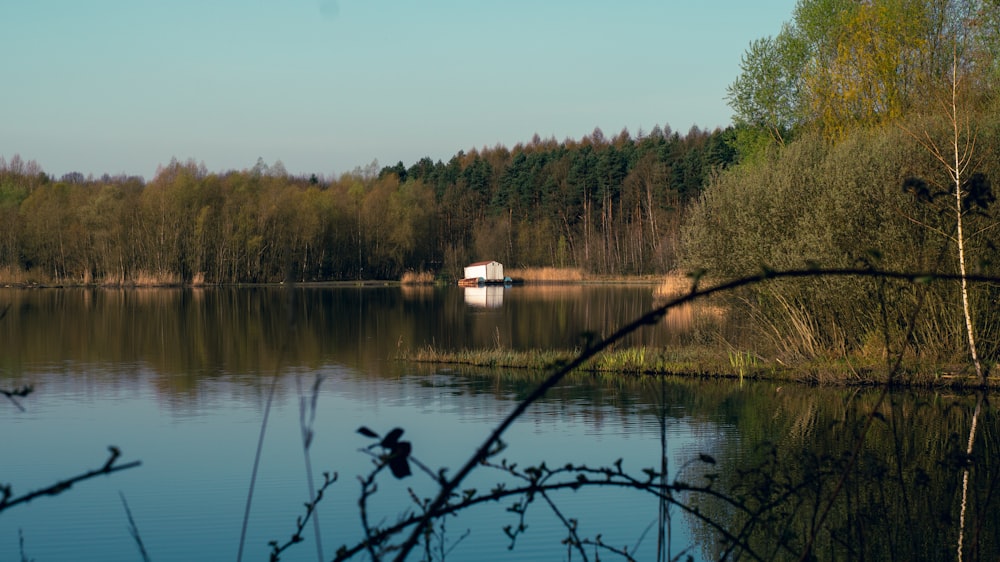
<box><xmin>0</xmin><ymin>285</ymin><xmax>727</xmax><ymax>384</ymax></box>
<box><xmin>1</xmin><ymin>288</ymin><xmax>997</xmax><ymax>560</ymax></box>
<box><xmin>1</xmin><ymin>365</ymin><xmax>714</xmax><ymax>561</ymax></box>
<box><xmin>463</xmin><ymin>285</ymin><xmax>505</xmax><ymax>308</ymax></box>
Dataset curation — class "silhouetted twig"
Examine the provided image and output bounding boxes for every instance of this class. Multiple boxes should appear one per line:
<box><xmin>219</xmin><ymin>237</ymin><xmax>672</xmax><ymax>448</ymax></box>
<box><xmin>120</xmin><ymin>492</ymin><xmax>151</xmax><ymax>562</ymax></box>
<box><xmin>0</xmin><ymin>447</ymin><xmax>141</xmax><ymax>513</ymax></box>
<box><xmin>297</xmin><ymin>374</ymin><xmax>326</xmax><ymax>562</ymax></box>
<box><xmin>333</xmin><ymin>449</ymin><xmax>764</xmax><ymax>560</ymax></box>
<box><xmin>269</xmin><ymin>472</ymin><xmax>338</xmax><ymax>561</ymax></box>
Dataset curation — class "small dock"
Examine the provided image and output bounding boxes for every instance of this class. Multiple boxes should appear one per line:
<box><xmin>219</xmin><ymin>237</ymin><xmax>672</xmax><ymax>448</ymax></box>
<box><xmin>458</xmin><ymin>277</ymin><xmax>513</xmax><ymax>287</ymax></box>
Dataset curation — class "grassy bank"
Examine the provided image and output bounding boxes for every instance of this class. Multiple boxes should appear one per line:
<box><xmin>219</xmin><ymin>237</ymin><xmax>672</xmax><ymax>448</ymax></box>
<box><xmin>403</xmin><ymin>344</ymin><xmax>784</xmax><ymax>381</ymax></box>
<box><xmin>400</xmin><ymin>344</ymin><xmax>994</xmax><ymax>389</ymax></box>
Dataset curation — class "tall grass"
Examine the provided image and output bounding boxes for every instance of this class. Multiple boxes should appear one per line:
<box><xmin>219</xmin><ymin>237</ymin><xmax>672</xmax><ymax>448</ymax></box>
<box><xmin>0</xmin><ymin>266</ymin><xmax>36</xmax><ymax>286</ymax></box>
<box><xmin>506</xmin><ymin>267</ymin><xmax>586</xmax><ymax>282</ymax></box>
<box><xmin>403</xmin><ymin>344</ymin><xmax>777</xmax><ymax>380</ymax></box>
<box><xmin>727</xmin><ymin>349</ymin><xmax>760</xmax><ymax>381</ymax></box>
<box><xmin>400</xmin><ymin>270</ymin><xmax>435</xmax><ymax>284</ymax></box>
<box><xmin>130</xmin><ymin>270</ymin><xmax>184</xmax><ymax>287</ymax></box>
<box><xmin>653</xmin><ymin>272</ymin><xmax>695</xmax><ymax>299</ymax></box>
<box><xmin>405</xmin><ymin>345</ymin><xmax>577</xmax><ymax>370</ymax></box>
<box><xmin>0</xmin><ymin>266</ymin><xmax>189</xmax><ymax>287</ymax></box>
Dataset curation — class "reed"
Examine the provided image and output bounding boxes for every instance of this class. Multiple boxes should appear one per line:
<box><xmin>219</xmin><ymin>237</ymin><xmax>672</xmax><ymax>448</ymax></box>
<box><xmin>653</xmin><ymin>272</ymin><xmax>696</xmax><ymax>299</ymax></box>
<box><xmin>506</xmin><ymin>267</ymin><xmax>586</xmax><ymax>283</ymax></box>
<box><xmin>0</xmin><ymin>265</ymin><xmax>34</xmax><ymax>286</ymax></box>
<box><xmin>728</xmin><ymin>349</ymin><xmax>760</xmax><ymax>381</ymax></box>
<box><xmin>130</xmin><ymin>270</ymin><xmax>183</xmax><ymax>287</ymax></box>
<box><xmin>405</xmin><ymin>345</ymin><xmax>576</xmax><ymax>369</ymax></box>
<box><xmin>593</xmin><ymin>347</ymin><xmax>648</xmax><ymax>373</ymax></box>
<box><xmin>99</xmin><ymin>272</ymin><xmax>127</xmax><ymax>287</ymax></box>
<box><xmin>402</xmin><ymin>344</ymin><xmax>769</xmax><ymax>379</ymax></box>
<box><xmin>400</xmin><ymin>270</ymin><xmax>435</xmax><ymax>284</ymax></box>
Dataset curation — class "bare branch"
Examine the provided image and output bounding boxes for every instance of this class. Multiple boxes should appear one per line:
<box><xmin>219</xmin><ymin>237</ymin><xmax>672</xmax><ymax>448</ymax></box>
<box><xmin>269</xmin><ymin>472</ymin><xmax>337</xmax><ymax>562</ymax></box>
<box><xmin>0</xmin><ymin>447</ymin><xmax>141</xmax><ymax>513</ymax></box>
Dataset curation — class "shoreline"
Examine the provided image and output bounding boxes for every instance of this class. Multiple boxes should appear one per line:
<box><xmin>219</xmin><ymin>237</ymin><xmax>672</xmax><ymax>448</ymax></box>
<box><xmin>0</xmin><ymin>266</ymin><xmax>688</xmax><ymax>289</ymax></box>
<box><xmin>0</xmin><ymin>275</ymin><xmax>678</xmax><ymax>290</ymax></box>
<box><xmin>400</xmin><ymin>345</ymin><xmax>996</xmax><ymax>391</ymax></box>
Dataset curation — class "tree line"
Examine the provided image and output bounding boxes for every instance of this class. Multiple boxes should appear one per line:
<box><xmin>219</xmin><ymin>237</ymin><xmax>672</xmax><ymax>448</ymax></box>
<box><xmin>0</xmin><ymin>126</ymin><xmax>735</xmax><ymax>284</ymax></box>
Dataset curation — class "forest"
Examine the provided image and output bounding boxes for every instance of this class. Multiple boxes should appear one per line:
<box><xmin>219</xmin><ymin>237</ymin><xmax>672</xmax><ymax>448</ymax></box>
<box><xmin>0</xmin><ymin>124</ymin><xmax>732</xmax><ymax>285</ymax></box>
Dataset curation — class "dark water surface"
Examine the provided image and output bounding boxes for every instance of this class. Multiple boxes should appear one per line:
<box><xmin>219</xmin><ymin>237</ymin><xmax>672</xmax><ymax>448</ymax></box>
<box><xmin>0</xmin><ymin>286</ymin><xmax>997</xmax><ymax>561</ymax></box>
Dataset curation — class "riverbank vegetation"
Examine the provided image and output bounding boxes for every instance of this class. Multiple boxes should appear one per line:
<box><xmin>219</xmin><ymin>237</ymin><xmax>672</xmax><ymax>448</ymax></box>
<box><xmin>682</xmin><ymin>0</ymin><xmax>1000</xmax><ymax>376</ymax></box>
<box><xmin>400</xmin><ymin>326</ymin><xmax>993</xmax><ymax>389</ymax></box>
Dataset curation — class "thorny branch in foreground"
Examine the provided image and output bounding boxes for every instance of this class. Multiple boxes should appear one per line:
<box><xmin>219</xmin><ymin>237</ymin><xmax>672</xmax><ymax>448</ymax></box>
<box><xmin>329</xmin><ymin>450</ymin><xmax>758</xmax><ymax>561</ymax></box>
<box><xmin>269</xmin><ymin>471</ymin><xmax>337</xmax><ymax>562</ymax></box>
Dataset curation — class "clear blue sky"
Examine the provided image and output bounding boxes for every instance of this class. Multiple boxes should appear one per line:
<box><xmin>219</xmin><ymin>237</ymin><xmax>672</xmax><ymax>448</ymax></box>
<box><xmin>3</xmin><ymin>0</ymin><xmax>796</xmax><ymax>181</ymax></box>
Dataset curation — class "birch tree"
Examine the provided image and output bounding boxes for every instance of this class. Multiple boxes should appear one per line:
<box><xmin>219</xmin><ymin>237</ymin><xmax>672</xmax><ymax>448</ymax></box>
<box><xmin>906</xmin><ymin>51</ymin><xmax>987</xmax><ymax>384</ymax></box>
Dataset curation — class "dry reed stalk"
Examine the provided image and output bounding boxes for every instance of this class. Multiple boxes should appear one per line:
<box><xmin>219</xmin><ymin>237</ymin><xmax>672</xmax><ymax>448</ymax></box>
<box><xmin>0</xmin><ymin>266</ymin><xmax>31</xmax><ymax>285</ymax></box>
<box><xmin>131</xmin><ymin>270</ymin><xmax>182</xmax><ymax>287</ymax></box>
<box><xmin>653</xmin><ymin>273</ymin><xmax>694</xmax><ymax>299</ymax></box>
<box><xmin>507</xmin><ymin>267</ymin><xmax>585</xmax><ymax>282</ymax></box>
<box><xmin>400</xmin><ymin>271</ymin><xmax>435</xmax><ymax>284</ymax></box>
<box><xmin>99</xmin><ymin>272</ymin><xmax>127</xmax><ymax>287</ymax></box>
<box><xmin>654</xmin><ymin>273</ymin><xmax>728</xmax><ymax>331</ymax></box>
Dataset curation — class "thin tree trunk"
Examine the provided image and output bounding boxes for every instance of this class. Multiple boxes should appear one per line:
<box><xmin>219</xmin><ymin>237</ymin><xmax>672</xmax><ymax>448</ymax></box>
<box><xmin>906</xmin><ymin>49</ymin><xmax>985</xmax><ymax>384</ymax></box>
<box><xmin>946</xmin><ymin>53</ymin><xmax>985</xmax><ymax>384</ymax></box>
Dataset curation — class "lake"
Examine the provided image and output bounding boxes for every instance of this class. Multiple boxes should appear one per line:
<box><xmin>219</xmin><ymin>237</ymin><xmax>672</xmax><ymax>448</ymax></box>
<box><xmin>0</xmin><ymin>285</ymin><xmax>996</xmax><ymax>561</ymax></box>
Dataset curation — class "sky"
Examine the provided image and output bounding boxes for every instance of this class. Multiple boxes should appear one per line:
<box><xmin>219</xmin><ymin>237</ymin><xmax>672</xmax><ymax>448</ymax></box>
<box><xmin>3</xmin><ymin>0</ymin><xmax>798</xmax><ymax>181</ymax></box>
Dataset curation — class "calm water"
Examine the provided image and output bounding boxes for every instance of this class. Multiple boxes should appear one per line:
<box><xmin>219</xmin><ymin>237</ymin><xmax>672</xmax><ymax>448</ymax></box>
<box><xmin>0</xmin><ymin>286</ymin><xmax>997</xmax><ymax>561</ymax></box>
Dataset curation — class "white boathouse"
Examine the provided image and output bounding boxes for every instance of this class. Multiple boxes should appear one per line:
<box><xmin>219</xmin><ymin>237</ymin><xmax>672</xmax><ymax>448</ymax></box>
<box><xmin>463</xmin><ymin>260</ymin><xmax>504</xmax><ymax>282</ymax></box>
